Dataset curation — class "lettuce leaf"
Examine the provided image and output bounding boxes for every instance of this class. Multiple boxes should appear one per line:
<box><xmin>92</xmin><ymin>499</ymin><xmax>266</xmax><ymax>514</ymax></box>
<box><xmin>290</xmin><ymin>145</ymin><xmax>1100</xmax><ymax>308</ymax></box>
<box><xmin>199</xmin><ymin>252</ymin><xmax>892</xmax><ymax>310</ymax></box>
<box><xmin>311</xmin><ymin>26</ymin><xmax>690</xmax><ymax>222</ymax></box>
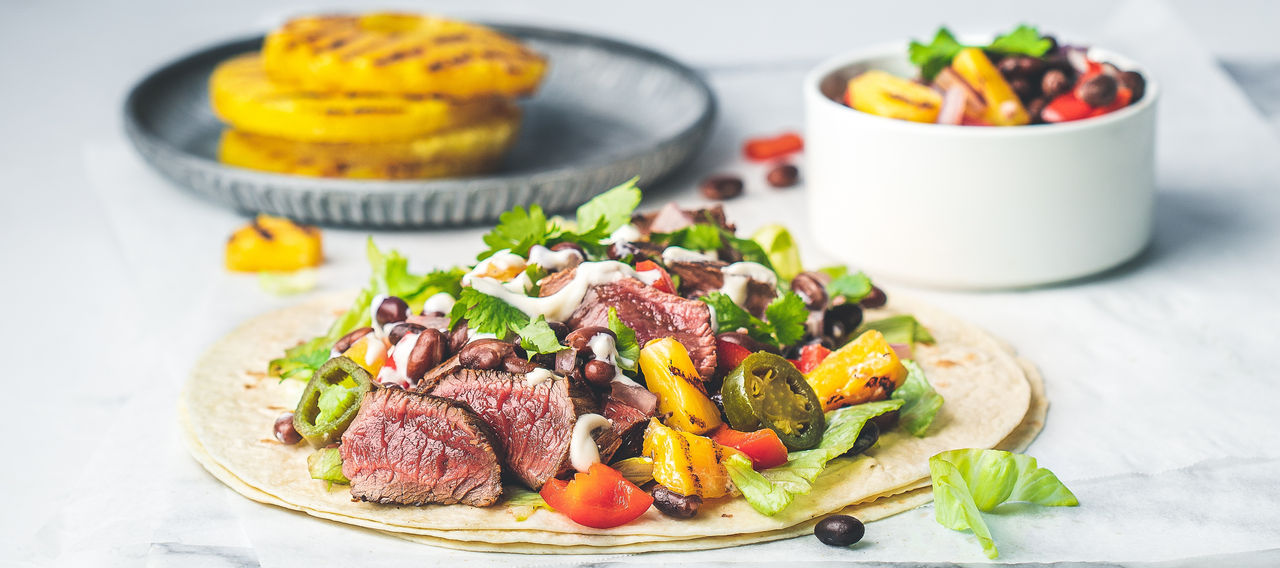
<box><xmin>930</xmin><ymin>449</ymin><xmax>1079</xmax><ymax>558</ymax></box>
<box><xmin>307</xmin><ymin>448</ymin><xmax>349</xmax><ymax>487</ymax></box>
<box><xmin>504</xmin><ymin>487</ymin><xmax>553</xmax><ymax>521</ymax></box>
<box><xmin>856</xmin><ymin>315</ymin><xmax>935</xmax><ymax>345</ymax></box>
<box><xmin>893</xmin><ymin>360</ymin><xmax>943</xmax><ymax>436</ymax></box>
<box><xmin>607</xmin><ymin>307</ymin><xmax>640</xmax><ymax>372</ymax></box>
<box><xmin>727</xmin><ymin>400</ymin><xmax>903</xmax><ymax>515</ymax></box>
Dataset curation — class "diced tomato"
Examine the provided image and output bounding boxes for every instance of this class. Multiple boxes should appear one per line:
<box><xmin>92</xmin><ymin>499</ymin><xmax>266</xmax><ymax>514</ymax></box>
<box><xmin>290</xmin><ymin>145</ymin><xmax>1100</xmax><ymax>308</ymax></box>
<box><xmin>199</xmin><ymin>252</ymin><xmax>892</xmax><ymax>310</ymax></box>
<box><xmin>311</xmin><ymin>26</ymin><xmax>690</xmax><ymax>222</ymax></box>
<box><xmin>716</xmin><ymin>338</ymin><xmax>753</xmax><ymax>377</ymax></box>
<box><xmin>796</xmin><ymin>343</ymin><xmax>832</xmax><ymax>375</ymax></box>
<box><xmin>635</xmin><ymin>260</ymin><xmax>676</xmax><ymax>294</ymax></box>
<box><xmin>710</xmin><ymin>426</ymin><xmax>790</xmax><ymax>470</ymax></box>
<box><xmin>1088</xmin><ymin>86</ymin><xmax>1132</xmax><ymax>118</ymax></box>
<box><xmin>539</xmin><ymin>464</ymin><xmax>653</xmax><ymax>528</ymax></box>
<box><xmin>1042</xmin><ymin>93</ymin><xmax>1093</xmax><ymax>123</ymax></box>
<box><xmin>743</xmin><ymin>132</ymin><xmax>804</xmax><ymax>161</ymax></box>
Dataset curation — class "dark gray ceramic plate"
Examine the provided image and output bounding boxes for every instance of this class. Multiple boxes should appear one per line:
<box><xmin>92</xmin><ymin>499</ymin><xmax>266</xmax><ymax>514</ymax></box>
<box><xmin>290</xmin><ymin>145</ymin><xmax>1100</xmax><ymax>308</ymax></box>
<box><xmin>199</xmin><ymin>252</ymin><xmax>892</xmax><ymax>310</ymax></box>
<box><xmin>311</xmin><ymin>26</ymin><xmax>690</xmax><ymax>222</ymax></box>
<box><xmin>124</xmin><ymin>25</ymin><xmax>715</xmax><ymax>228</ymax></box>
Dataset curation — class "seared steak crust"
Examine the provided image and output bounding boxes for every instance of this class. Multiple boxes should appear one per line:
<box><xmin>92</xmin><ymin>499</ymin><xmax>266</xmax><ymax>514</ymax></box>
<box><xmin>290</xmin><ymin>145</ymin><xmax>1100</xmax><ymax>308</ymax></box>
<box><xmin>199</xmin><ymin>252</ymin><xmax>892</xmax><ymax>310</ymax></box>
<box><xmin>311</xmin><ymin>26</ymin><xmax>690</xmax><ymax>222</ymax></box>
<box><xmin>426</xmin><ymin>369</ymin><xmax>598</xmax><ymax>490</ymax></box>
<box><xmin>340</xmin><ymin>388</ymin><xmax>503</xmax><ymax>506</ymax></box>
<box><xmin>569</xmin><ymin>278</ymin><xmax>718</xmax><ymax>378</ymax></box>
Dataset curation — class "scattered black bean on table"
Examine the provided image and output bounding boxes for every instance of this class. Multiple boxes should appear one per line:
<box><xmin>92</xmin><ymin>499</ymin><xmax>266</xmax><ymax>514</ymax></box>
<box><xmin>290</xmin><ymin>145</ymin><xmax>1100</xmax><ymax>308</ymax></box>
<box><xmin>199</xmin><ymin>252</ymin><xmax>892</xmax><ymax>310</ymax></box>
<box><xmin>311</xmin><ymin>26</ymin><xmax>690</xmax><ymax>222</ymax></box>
<box><xmin>815</xmin><ymin>514</ymin><xmax>866</xmax><ymax>547</ymax></box>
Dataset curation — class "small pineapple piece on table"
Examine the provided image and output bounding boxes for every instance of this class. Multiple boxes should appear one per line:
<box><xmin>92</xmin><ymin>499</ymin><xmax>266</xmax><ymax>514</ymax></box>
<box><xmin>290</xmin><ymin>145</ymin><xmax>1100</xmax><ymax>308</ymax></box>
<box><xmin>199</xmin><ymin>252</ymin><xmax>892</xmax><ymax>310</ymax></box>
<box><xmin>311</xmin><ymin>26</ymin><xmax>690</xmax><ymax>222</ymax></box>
<box><xmin>225</xmin><ymin>214</ymin><xmax>323</xmax><ymax>272</ymax></box>
<box><xmin>262</xmin><ymin>13</ymin><xmax>548</xmax><ymax>99</ymax></box>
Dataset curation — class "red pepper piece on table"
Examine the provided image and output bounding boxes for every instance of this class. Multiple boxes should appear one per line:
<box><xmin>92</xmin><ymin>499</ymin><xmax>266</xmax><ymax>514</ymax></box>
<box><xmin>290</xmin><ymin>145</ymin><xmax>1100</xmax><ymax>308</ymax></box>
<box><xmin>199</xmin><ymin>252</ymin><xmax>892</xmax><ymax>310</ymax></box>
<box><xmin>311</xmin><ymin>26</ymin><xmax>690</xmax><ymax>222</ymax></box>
<box><xmin>796</xmin><ymin>343</ymin><xmax>832</xmax><ymax>375</ymax></box>
<box><xmin>635</xmin><ymin>260</ymin><xmax>676</xmax><ymax>295</ymax></box>
<box><xmin>716</xmin><ymin>338</ymin><xmax>753</xmax><ymax>377</ymax></box>
<box><xmin>539</xmin><ymin>463</ymin><xmax>653</xmax><ymax>528</ymax></box>
<box><xmin>710</xmin><ymin>425</ymin><xmax>790</xmax><ymax>470</ymax></box>
<box><xmin>744</xmin><ymin>132</ymin><xmax>804</xmax><ymax>161</ymax></box>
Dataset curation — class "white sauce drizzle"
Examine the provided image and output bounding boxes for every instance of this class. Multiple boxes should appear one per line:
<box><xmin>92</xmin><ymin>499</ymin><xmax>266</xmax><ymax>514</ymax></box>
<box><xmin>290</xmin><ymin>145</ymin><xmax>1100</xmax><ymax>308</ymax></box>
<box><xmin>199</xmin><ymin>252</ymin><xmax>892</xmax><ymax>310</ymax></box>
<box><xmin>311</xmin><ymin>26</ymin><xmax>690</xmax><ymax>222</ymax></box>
<box><xmin>503</xmin><ymin>270</ymin><xmax>534</xmax><ymax>294</ymax></box>
<box><xmin>634</xmin><ymin>269</ymin><xmax>661</xmax><ymax>286</ymax></box>
<box><xmin>467</xmin><ymin>331</ymin><xmax>498</xmax><ymax>344</ymax></box>
<box><xmin>524</xmin><ymin>368</ymin><xmax>557</xmax><ymax>387</ymax></box>
<box><xmin>719</xmin><ymin>262</ymin><xmax>778</xmax><ymax>308</ymax></box>
<box><xmin>462</xmin><ymin>249</ymin><xmax>526</xmax><ymax>286</ymax></box>
<box><xmin>360</xmin><ymin>335</ymin><xmax>387</xmax><ymax>367</ymax></box>
<box><xmin>661</xmin><ymin>246</ymin><xmax>717</xmax><ymax>264</ymax></box>
<box><xmin>388</xmin><ymin>332</ymin><xmax>420</xmax><ymax>380</ymax></box>
<box><xmin>369</xmin><ymin>294</ymin><xmax>389</xmax><ymax>338</ymax></box>
<box><xmin>587</xmin><ymin>332</ymin><xmax>640</xmax><ymax>387</ymax></box>
<box><xmin>468</xmin><ymin>261</ymin><xmax>639</xmax><ymax>322</ymax></box>
<box><xmin>569</xmin><ymin>414</ymin><xmax>613</xmax><ymax>472</ymax></box>
<box><xmin>606</xmin><ymin>224</ymin><xmax>642</xmax><ymax>245</ymax></box>
<box><xmin>422</xmin><ymin>292</ymin><xmax>455</xmax><ymax>315</ymax></box>
<box><xmin>528</xmin><ymin>245</ymin><xmax>583</xmax><ymax>272</ymax></box>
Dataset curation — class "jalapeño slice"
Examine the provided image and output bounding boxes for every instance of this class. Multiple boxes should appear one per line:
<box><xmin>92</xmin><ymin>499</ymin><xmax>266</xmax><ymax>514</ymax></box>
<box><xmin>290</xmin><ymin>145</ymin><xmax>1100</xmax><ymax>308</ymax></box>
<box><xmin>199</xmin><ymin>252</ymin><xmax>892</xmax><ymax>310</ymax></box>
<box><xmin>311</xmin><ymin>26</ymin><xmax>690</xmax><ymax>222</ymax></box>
<box><xmin>293</xmin><ymin>356</ymin><xmax>373</xmax><ymax>447</ymax></box>
<box><xmin>720</xmin><ymin>352</ymin><xmax>825</xmax><ymax>451</ymax></box>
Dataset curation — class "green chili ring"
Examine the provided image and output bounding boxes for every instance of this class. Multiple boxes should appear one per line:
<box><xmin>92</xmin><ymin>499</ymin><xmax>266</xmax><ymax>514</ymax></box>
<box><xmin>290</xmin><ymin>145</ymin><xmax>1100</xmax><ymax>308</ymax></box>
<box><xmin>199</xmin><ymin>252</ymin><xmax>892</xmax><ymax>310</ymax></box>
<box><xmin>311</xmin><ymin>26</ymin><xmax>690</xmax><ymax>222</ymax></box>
<box><xmin>293</xmin><ymin>356</ymin><xmax>373</xmax><ymax>447</ymax></box>
<box><xmin>720</xmin><ymin>352</ymin><xmax>826</xmax><ymax>450</ymax></box>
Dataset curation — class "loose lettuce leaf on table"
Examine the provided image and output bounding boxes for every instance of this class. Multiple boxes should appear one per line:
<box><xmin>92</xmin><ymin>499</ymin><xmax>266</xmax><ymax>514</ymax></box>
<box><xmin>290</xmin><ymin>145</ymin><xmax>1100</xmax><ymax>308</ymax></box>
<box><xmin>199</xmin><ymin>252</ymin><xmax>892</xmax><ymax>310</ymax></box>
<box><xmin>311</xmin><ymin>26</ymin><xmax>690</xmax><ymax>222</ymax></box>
<box><xmin>727</xmin><ymin>400</ymin><xmax>904</xmax><ymax>516</ymax></box>
<box><xmin>930</xmin><ymin>449</ymin><xmax>1078</xmax><ymax>558</ymax></box>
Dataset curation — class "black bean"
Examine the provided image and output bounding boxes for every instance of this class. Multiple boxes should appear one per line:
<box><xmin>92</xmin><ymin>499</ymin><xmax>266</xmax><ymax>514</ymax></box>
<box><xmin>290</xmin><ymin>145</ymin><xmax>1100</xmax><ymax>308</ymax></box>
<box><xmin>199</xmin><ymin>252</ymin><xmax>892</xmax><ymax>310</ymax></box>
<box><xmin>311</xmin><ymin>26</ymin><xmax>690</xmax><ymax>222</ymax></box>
<box><xmin>652</xmin><ymin>485</ymin><xmax>702</xmax><ymax>518</ymax></box>
<box><xmin>859</xmin><ymin>286</ymin><xmax>887</xmax><ymax>308</ymax></box>
<box><xmin>1118</xmin><ymin>70</ymin><xmax>1145</xmax><ymax>102</ymax></box>
<box><xmin>565</xmin><ymin>326</ymin><xmax>613</xmax><ymax>351</ymax></box>
<box><xmin>375</xmin><ymin>296</ymin><xmax>409</xmax><ymax>327</ymax></box>
<box><xmin>824</xmin><ymin>303</ymin><xmax>864</xmax><ymax>345</ymax></box>
<box><xmin>332</xmin><ymin>327</ymin><xmax>373</xmax><ymax>354</ymax></box>
<box><xmin>458</xmin><ymin>339</ymin><xmax>513</xmax><ymax>370</ymax></box>
<box><xmin>766</xmin><ymin>164</ymin><xmax>800</xmax><ymax>188</ymax></box>
<box><xmin>1041</xmin><ymin>69</ymin><xmax>1071</xmax><ymax>99</ymax></box>
<box><xmin>815</xmin><ymin>514</ymin><xmax>865</xmax><ymax>547</ymax></box>
<box><xmin>502</xmin><ymin>355</ymin><xmax>539</xmax><ymax>374</ymax></box>
<box><xmin>274</xmin><ymin>412</ymin><xmax>301</xmax><ymax>445</ymax></box>
<box><xmin>791</xmin><ymin>272</ymin><xmax>828</xmax><ymax>310</ymax></box>
<box><xmin>583</xmin><ymin>360</ymin><xmax>616</xmax><ymax>387</ymax></box>
<box><xmin>1027</xmin><ymin>97</ymin><xmax>1049</xmax><ymax>124</ymax></box>
<box><xmin>699</xmin><ymin>175</ymin><xmax>744</xmax><ymax>200</ymax></box>
<box><xmin>842</xmin><ymin>421</ymin><xmax>880</xmax><ymax>457</ymax></box>
<box><xmin>388</xmin><ymin>322</ymin><xmax>426</xmax><ymax>347</ymax></box>
<box><xmin>448</xmin><ymin>321</ymin><xmax>470</xmax><ymax>353</ymax></box>
<box><xmin>1077</xmin><ymin>74</ymin><xmax>1118</xmax><ymax>108</ymax></box>
<box><xmin>406</xmin><ymin>329</ymin><xmax>447</xmax><ymax>380</ymax></box>
<box><xmin>1008</xmin><ymin>76</ymin><xmax>1037</xmax><ymax>101</ymax></box>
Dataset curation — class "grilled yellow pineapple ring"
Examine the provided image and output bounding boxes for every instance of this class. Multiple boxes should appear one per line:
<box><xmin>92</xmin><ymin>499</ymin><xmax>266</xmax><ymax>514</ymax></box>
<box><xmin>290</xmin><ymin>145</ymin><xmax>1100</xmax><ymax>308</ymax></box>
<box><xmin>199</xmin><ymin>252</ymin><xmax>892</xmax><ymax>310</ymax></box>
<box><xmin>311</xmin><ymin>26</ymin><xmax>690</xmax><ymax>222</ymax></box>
<box><xmin>262</xmin><ymin>13</ymin><xmax>548</xmax><ymax>99</ymax></box>
<box><xmin>218</xmin><ymin>110</ymin><xmax>521</xmax><ymax>179</ymax></box>
<box><xmin>211</xmin><ymin>53</ymin><xmax>517</xmax><ymax>143</ymax></box>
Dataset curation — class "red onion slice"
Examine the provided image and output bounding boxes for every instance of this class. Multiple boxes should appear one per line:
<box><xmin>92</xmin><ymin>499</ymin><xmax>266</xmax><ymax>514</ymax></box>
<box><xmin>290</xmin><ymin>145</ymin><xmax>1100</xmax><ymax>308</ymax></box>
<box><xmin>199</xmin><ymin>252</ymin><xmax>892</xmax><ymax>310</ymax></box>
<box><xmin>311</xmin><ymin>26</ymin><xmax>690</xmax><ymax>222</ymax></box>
<box><xmin>937</xmin><ymin>85</ymin><xmax>968</xmax><ymax>125</ymax></box>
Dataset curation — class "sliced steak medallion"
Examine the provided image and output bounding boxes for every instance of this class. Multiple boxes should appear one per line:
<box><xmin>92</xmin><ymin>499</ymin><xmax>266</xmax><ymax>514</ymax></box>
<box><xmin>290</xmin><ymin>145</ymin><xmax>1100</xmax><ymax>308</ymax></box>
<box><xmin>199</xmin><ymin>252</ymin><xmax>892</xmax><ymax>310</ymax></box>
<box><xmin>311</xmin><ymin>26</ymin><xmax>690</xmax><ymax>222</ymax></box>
<box><xmin>537</xmin><ymin>268</ymin><xmax>577</xmax><ymax>297</ymax></box>
<box><xmin>666</xmin><ymin>260</ymin><xmax>727</xmax><ymax>298</ymax></box>
<box><xmin>596</xmin><ymin>381</ymin><xmax>658</xmax><ymax>463</ymax></box>
<box><xmin>568</xmin><ymin>278</ymin><xmax>718</xmax><ymax>379</ymax></box>
<box><xmin>425</xmin><ymin>369</ymin><xmax>598</xmax><ymax>490</ymax></box>
<box><xmin>340</xmin><ymin>389</ymin><xmax>502</xmax><ymax>507</ymax></box>
<box><xmin>633</xmin><ymin>203</ymin><xmax>736</xmax><ymax>236</ymax></box>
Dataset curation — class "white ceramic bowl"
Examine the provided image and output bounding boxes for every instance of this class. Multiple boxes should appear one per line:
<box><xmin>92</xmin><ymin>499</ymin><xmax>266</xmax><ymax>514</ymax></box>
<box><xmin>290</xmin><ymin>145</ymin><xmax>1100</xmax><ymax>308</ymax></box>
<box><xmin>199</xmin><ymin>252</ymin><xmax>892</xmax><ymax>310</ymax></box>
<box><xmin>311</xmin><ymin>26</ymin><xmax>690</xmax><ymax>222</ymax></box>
<box><xmin>804</xmin><ymin>44</ymin><xmax>1158</xmax><ymax>289</ymax></box>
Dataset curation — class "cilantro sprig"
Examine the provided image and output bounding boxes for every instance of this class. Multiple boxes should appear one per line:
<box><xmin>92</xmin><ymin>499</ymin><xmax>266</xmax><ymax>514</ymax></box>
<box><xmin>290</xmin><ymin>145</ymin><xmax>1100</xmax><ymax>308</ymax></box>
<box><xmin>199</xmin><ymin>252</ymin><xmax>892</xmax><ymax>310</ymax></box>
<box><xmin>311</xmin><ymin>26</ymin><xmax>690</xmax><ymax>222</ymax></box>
<box><xmin>448</xmin><ymin>288</ymin><xmax>530</xmax><ymax>339</ymax></box>
<box><xmin>516</xmin><ymin>316</ymin><xmax>566</xmax><ymax>357</ymax></box>
<box><xmin>607</xmin><ymin>307</ymin><xmax>640</xmax><ymax>372</ymax></box>
<box><xmin>477</xmin><ymin>178</ymin><xmax>642</xmax><ymax>261</ymax></box>
<box><xmin>701</xmin><ymin>291</ymin><xmax>808</xmax><ymax>349</ymax></box>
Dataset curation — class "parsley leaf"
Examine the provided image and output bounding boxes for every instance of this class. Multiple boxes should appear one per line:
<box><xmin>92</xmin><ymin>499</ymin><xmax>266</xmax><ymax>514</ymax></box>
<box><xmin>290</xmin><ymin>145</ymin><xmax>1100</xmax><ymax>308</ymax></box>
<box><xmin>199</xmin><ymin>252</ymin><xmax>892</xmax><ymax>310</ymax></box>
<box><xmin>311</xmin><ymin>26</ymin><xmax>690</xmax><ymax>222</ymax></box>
<box><xmin>516</xmin><ymin>316</ymin><xmax>566</xmax><ymax>357</ymax></box>
<box><xmin>828</xmin><ymin>270</ymin><xmax>872</xmax><ymax>303</ymax></box>
<box><xmin>764</xmin><ymin>292</ymin><xmax>808</xmax><ymax>346</ymax></box>
<box><xmin>987</xmin><ymin>24</ymin><xmax>1052</xmax><ymax>57</ymax></box>
<box><xmin>909</xmin><ymin>27</ymin><xmax>964</xmax><ymax>80</ymax></box>
<box><xmin>574</xmin><ymin>177</ymin><xmax>642</xmax><ymax>241</ymax></box>
<box><xmin>449</xmin><ymin>288</ymin><xmax>530</xmax><ymax>338</ymax></box>
<box><xmin>479</xmin><ymin>205</ymin><xmax>559</xmax><ymax>260</ymax></box>
<box><xmin>607</xmin><ymin>307</ymin><xmax>640</xmax><ymax>372</ymax></box>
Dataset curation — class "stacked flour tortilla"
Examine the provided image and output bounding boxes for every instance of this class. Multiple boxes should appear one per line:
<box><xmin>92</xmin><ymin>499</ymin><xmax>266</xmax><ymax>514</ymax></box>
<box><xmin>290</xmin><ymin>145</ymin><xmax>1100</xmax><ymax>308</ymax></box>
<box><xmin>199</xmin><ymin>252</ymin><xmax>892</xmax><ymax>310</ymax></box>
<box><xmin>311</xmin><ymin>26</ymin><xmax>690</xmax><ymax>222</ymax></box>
<box><xmin>180</xmin><ymin>292</ymin><xmax>1047</xmax><ymax>554</ymax></box>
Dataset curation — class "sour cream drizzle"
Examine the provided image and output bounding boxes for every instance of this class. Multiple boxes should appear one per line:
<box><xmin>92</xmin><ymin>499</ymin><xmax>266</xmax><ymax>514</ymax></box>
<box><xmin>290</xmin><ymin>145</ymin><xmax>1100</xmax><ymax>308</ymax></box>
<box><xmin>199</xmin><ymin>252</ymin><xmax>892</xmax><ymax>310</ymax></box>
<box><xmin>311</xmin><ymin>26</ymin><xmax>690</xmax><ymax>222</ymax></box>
<box><xmin>607</xmin><ymin>224</ymin><xmax>642</xmax><ymax>245</ymax></box>
<box><xmin>422</xmin><ymin>292</ymin><xmax>455</xmax><ymax>315</ymax></box>
<box><xmin>719</xmin><ymin>261</ymin><xmax>777</xmax><ymax>307</ymax></box>
<box><xmin>569</xmin><ymin>414</ymin><xmax>613</xmax><ymax>472</ymax></box>
<box><xmin>524</xmin><ymin>367</ymin><xmax>557</xmax><ymax>387</ymax></box>
<box><xmin>462</xmin><ymin>250</ymin><xmax>526</xmax><ymax>286</ymax></box>
<box><xmin>468</xmin><ymin>260</ymin><xmax>639</xmax><ymax>322</ymax></box>
<box><xmin>661</xmin><ymin>246</ymin><xmax>717</xmax><ymax>264</ymax></box>
<box><xmin>369</xmin><ymin>294</ymin><xmax>389</xmax><ymax>338</ymax></box>
<box><xmin>528</xmin><ymin>245</ymin><xmax>583</xmax><ymax>272</ymax></box>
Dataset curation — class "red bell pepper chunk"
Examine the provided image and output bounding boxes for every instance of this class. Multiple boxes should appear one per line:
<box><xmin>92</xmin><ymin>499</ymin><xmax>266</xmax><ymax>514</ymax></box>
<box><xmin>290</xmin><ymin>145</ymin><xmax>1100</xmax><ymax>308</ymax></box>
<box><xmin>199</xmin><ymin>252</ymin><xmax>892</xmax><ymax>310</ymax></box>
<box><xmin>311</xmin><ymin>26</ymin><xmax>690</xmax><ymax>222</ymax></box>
<box><xmin>796</xmin><ymin>343</ymin><xmax>832</xmax><ymax>375</ymax></box>
<box><xmin>539</xmin><ymin>463</ymin><xmax>653</xmax><ymax>528</ymax></box>
<box><xmin>710</xmin><ymin>425</ymin><xmax>790</xmax><ymax>470</ymax></box>
<box><xmin>716</xmin><ymin>338</ymin><xmax>753</xmax><ymax>377</ymax></box>
<box><xmin>1042</xmin><ymin>93</ymin><xmax>1093</xmax><ymax>123</ymax></box>
<box><xmin>743</xmin><ymin>132</ymin><xmax>804</xmax><ymax>161</ymax></box>
<box><xmin>635</xmin><ymin>260</ymin><xmax>676</xmax><ymax>295</ymax></box>
<box><xmin>1088</xmin><ymin>86</ymin><xmax>1132</xmax><ymax>118</ymax></box>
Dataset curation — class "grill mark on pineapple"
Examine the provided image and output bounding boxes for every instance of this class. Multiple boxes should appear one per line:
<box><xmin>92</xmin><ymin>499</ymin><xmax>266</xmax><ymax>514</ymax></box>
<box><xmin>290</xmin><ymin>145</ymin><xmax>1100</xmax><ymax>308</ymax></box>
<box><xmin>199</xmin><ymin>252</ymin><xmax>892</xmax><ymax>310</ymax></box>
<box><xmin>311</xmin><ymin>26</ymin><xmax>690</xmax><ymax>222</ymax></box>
<box><xmin>373</xmin><ymin>46</ymin><xmax>424</xmax><ymax>66</ymax></box>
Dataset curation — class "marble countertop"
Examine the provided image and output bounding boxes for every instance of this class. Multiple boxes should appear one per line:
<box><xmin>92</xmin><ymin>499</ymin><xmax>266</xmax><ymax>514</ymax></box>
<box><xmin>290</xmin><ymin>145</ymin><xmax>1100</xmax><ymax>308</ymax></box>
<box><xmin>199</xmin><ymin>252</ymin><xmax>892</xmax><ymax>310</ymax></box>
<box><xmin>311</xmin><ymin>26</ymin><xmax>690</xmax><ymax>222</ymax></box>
<box><xmin>5</xmin><ymin>0</ymin><xmax>1280</xmax><ymax>566</ymax></box>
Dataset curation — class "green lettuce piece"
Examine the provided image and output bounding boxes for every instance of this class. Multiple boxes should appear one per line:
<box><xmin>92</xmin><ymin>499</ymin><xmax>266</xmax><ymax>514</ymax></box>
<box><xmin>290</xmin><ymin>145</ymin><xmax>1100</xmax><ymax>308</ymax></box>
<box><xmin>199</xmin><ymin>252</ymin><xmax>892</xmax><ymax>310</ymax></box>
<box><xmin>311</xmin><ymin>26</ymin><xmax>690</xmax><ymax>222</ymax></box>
<box><xmin>307</xmin><ymin>448</ymin><xmax>349</xmax><ymax>486</ymax></box>
<box><xmin>607</xmin><ymin>307</ymin><xmax>640</xmax><ymax>372</ymax></box>
<box><xmin>728</xmin><ymin>400</ymin><xmax>903</xmax><ymax>515</ymax></box>
<box><xmin>749</xmin><ymin>224</ymin><xmax>799</xmax><ymax>280</ymax></box>
<box><xmin>257</xmin><ymin>270</ymin><xmax>317</xmax><ymax>296</ymax></box>
<box><xmin>504</xmin><ymin>487</ymin><xmax>553</xmax><ymax>521</ymax></box>
<box><xmin>315</xmin><ymin>383</ymin><xmax>359</xmax><ymax>427</ymax></box>
<box><xmin>893</xmin><ymin>360</ymin><xmax>943</xmax><ymax>437</ymax></box>
<box><xmin>930</xmin><ymin>449</ymin><xmax>1079</xmax><ymax>558</ymax></box>
<box><xmin>516</xmin><ymin>316</ymin><xmax>567</xmax><ymax>357</ymax></box>
<box><xmin>828</xmin><ymin>271</ymin><xmax>872</xmax><ymax>303</ymax></box>
<box><xmin>856</xmin><ymin>315</ymin><xmax>935</xmax><ymax>345</ymax></box>
<box><xmin>268</xmin><ymin>239</ymin><xmax>463</xmax><ymax>382</ymax></box>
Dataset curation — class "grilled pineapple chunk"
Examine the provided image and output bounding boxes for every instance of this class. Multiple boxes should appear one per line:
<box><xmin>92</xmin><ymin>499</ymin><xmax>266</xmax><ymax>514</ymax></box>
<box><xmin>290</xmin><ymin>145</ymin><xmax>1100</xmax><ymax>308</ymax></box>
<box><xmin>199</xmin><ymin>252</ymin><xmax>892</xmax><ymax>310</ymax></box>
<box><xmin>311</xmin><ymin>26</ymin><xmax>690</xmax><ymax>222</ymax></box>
<box><xmin>847</xmin><ymin>70</ymin><xmax>943</xmax><ymax>123</ymax></box>
<box><xmin>210</xmin><ymin>53</ymin><xmax>517</xmax><ymax>143</ymax></box>
<box><xmin>226</xmin><ymin>214</ymin><xmax>322</xmax><ymax>272</ymax></box>
<box><xmin>262</xmin><ymin>13</ymin><xmax>548</xmax><ymax>99</ymax></box>
<box><xmin>217</xmin><ymin>110</ymin><xmax>520</xmax><ymax>179</ymax></box>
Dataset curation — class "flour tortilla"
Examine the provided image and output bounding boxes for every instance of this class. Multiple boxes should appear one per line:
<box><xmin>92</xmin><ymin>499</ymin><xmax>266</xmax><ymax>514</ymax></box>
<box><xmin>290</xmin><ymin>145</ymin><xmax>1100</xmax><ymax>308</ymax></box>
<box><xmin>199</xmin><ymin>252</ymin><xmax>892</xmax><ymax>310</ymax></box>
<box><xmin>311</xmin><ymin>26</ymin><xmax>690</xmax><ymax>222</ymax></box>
<box><xmin>180</xmin><ymin>291</ymin><xmax>1041</xmax><ymax>550</ymax></box>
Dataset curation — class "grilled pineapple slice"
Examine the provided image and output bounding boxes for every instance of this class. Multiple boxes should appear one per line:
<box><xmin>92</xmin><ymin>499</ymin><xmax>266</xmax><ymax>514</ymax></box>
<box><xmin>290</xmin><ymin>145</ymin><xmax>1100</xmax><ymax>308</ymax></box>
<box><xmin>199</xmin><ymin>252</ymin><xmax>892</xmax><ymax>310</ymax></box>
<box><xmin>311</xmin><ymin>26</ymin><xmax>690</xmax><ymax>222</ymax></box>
<box><xmin>225</xmin><ymin>214</ymin><xmax>322</xmax><ymax>272</ymax></box>
<box><xmin>211</xmin><ymin>53</ymin><xmax>517</xmax><ymax>143</ymax></box>
<box><xmin>262</xmin><ymin>13</ymin><xmax>548</xmax><ymax>99</ymax></box>
<box><xmin>217</xmin><ymin>111</ymin><xmax>520</xmax><ymax>179</ymax></box>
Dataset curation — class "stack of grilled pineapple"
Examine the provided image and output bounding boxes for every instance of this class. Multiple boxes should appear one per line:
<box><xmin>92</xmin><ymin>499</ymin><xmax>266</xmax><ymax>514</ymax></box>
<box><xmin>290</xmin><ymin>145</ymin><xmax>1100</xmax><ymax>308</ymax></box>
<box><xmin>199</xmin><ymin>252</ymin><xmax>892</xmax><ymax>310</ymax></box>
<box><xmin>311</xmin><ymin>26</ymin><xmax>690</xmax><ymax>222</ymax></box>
<box><xmin>210</xmin><ymin>13</ymin><xmax>547</xmax><ymax>179</ymax></box>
